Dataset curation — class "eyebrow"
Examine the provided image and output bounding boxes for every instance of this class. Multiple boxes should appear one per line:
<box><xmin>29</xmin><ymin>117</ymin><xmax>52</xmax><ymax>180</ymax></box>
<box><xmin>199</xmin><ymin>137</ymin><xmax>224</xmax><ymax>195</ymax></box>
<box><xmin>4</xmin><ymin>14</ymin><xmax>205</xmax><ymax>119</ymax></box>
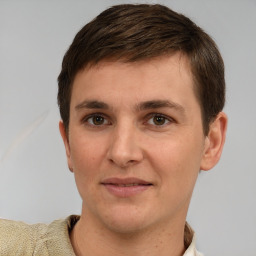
<box><xmin>75</xmin><ymin>99</ymin><xmax>185</xmax><ymax>114</ymax></box>
<box><xmin>136</xmin><ymin>100</ymin><xmax>185</xmax><ymax>113</ymax></box>
<box><xmin>75</xmin><ymin>100</ymin><xmax>109</xmax><ymax>110</ymax></box>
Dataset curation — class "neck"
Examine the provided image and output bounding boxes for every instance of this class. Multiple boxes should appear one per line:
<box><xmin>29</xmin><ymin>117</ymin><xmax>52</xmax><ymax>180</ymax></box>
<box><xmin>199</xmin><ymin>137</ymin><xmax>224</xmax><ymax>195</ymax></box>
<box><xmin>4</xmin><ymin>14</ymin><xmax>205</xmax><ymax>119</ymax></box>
<box><xmin>70</xmin><ymin>212</ymin><xmax>187</xmax><ymax>256</ymax></box>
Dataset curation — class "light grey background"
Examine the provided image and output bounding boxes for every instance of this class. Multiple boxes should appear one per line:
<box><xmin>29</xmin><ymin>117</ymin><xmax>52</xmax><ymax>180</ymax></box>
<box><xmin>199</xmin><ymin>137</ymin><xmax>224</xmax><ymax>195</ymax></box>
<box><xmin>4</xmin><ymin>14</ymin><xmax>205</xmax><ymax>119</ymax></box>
<box><xmin>0</xmin><ymin>0</ymin><xmax>255</xmax><ymax>255</ymax></box>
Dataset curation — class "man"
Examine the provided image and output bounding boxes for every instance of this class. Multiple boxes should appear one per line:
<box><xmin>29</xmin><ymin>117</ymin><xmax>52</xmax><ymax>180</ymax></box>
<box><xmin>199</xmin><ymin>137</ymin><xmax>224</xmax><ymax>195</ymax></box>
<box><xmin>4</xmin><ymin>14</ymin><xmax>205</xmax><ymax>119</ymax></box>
<box><xmin>0</xmin><ymin>4</ymin><xmax>227</xmax><ymax>256</ymax></box>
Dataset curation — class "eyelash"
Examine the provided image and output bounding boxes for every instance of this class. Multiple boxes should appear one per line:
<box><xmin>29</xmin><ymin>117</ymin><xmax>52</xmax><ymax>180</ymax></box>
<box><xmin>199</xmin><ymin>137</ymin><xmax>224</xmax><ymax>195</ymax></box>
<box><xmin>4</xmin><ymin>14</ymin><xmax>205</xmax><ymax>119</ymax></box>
<box><xmin>81</xmin><ymin>113</ymin><xmax>175</xmax><ymax>128</ymax></box>
<box><xmin>145</xmin><ymin>113</ymin><xmax>174</xmax><ymax>127</ymax></box>
<box><xmin>82</xmin><ymin>113</ymin><xmax>111</xmax><ymax>127</ymax></box>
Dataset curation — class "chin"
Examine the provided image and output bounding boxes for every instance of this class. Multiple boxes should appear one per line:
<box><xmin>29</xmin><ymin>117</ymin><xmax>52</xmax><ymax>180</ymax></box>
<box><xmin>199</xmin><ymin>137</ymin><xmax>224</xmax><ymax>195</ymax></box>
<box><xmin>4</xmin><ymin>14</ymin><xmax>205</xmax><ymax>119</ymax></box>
<box><xmin>106</xmin><ymin>218</ymin><xmax>148</xmax><ymax>235</ymax></box>
<box><xmin>100</xmin><ymin>206</ymin><xmax>153</xmax><ymax>234</ymax></box>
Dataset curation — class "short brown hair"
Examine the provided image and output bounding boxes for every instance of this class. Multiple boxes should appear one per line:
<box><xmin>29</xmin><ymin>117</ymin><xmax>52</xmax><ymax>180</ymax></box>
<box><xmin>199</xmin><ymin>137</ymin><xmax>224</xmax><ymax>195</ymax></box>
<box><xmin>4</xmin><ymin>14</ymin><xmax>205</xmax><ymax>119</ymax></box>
<box><xmin>58</xmin><ymin>4</ymin><xmax>225</xmax><ymax>135</ymax></box>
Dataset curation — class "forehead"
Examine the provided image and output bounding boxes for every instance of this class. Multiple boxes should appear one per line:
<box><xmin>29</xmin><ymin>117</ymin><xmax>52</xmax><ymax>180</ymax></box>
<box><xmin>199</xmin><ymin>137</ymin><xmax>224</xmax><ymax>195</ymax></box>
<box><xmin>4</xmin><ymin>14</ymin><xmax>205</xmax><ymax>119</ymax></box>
<box><xmin>71</xmin><ymin>53</ymin><xmax>198</xmax><ymax>110</ymax></box>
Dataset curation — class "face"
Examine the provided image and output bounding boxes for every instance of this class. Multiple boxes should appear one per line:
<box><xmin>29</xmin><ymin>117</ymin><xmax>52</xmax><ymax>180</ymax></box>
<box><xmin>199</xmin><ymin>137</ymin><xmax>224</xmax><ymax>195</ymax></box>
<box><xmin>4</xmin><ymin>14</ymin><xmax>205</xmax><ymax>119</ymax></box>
<box><xmin>60</xmin><ymin>53</ymin><xmax>215</xmax><ymax>234</ymax></box>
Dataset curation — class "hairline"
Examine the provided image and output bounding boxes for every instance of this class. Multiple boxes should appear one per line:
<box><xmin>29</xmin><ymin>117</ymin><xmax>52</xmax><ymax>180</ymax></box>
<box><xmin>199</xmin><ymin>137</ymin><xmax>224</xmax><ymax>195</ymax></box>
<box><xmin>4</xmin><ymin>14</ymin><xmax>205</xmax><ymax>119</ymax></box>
<box><xmin>66</xmin><ymin>52</ymin><xmax>207</xmax><ymax>135</ymax></box>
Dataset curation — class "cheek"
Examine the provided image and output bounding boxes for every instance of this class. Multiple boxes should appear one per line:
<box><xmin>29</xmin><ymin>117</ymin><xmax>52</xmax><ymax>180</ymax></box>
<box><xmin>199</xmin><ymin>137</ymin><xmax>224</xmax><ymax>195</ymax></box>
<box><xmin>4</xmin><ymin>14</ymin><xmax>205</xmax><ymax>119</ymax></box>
<box><xmin>69</xmin><ymin>135</ymin><xmax>107</xmax><ymax>193</ymax></box>
<box><xmin>70</xmin><ymin>131</ymin><xmax>106</xmax><ymax>168</ymax></box>
<box><xmin>149</xmin><ymin>134</ymin><xmax>203</xmax><ymax>193</ymax></box>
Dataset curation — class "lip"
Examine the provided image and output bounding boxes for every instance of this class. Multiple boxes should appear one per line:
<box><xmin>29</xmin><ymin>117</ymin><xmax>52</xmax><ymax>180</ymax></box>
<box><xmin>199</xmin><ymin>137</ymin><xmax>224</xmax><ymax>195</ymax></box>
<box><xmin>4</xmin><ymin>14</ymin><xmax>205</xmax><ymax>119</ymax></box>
<box><xmin>101</xmin><ymin>177</ymin><xmax>153</xmax><ymax>197</ymax></box>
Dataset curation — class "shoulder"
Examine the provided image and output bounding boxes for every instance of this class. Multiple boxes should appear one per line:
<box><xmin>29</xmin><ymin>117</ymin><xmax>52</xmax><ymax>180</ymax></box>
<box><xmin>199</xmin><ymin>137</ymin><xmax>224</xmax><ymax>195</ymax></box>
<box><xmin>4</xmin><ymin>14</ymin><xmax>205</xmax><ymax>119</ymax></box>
<box><xmin>0</xmin><ymin>218</ymin><xmax>47</xmax><ymax>255</ymax></box>
<box><xmin>0</xmin><ymin>215</ymin><xmax>79</xmax><ymax>256</ymax></box>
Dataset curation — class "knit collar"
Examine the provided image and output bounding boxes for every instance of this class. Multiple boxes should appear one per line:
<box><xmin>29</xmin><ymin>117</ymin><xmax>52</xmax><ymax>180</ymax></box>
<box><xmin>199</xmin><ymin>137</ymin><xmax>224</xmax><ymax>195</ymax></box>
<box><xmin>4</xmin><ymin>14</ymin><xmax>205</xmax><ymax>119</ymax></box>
<box><xmin>45</xmin><ymin>215</ymin><xmax>202</xmax><ymax>256</ymax></box>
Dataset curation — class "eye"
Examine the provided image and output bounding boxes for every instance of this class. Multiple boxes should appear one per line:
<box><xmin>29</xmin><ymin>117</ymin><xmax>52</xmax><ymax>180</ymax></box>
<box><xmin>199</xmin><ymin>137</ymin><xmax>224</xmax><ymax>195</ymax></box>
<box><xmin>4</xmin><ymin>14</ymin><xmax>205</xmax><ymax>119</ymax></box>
<box><xmin>84</xmin><ymin>114</ymin><xmax>110</xmax><ymax>126</ymax></box>
<box><xmin>147</xmin><ymin>114</ymin><xmax>173</xmax><ymax>126</ymax></box>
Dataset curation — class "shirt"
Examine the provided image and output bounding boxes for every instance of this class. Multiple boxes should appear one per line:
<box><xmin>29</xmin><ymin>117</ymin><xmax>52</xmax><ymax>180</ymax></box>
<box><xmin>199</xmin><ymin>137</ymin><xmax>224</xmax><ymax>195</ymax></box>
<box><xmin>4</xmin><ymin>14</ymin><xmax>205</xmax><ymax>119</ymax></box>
<box><xmin>0</xmin><ymin>215</ymin><xmax>203</xmax><ymax>256</ymax></box>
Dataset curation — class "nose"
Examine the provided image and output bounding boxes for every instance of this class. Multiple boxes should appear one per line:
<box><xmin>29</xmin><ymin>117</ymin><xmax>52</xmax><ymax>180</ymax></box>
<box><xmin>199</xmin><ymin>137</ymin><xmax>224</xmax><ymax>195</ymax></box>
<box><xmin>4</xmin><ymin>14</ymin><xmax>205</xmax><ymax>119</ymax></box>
<box><xmin>107</xmin><ymin>123</ymin><xmax>143</xmax><ymax>168</ymax></box>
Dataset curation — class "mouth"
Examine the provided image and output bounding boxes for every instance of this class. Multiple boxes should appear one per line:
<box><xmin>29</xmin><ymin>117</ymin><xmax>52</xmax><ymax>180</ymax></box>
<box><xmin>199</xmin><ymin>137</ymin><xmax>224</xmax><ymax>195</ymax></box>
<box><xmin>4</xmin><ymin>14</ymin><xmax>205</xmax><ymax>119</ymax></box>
<box><xmin>101</xmin><ymin>178</ymin><xmax>153</xmax><ymax>197</ymax></box>
<box><xmin>108</xmin><ymin>183</ymin><xmax>151</xmax><ymax>187</ymax></box>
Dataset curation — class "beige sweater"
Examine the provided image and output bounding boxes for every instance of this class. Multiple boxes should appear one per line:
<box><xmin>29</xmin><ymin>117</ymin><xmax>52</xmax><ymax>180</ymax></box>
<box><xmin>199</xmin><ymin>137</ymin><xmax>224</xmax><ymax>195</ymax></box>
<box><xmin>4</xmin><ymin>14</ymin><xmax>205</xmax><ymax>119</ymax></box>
<box><xmin>0</xmin><ymin>215</ymin><xmax>203</xmax><ymax>256</ymax></box>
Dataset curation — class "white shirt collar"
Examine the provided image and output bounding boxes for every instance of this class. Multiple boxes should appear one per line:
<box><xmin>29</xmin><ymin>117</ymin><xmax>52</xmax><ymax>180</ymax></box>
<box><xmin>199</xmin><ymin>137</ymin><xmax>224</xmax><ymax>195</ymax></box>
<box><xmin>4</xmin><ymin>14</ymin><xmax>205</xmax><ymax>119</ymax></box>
<box><xmin>183</xmin><ymin>233</ymin><xmax>203</xmax><ymax>256</ymax></box>
<box><xmin>183</xmin><ymin>222</ymin><xmax>203</xmax><ymax>256</ymax></box>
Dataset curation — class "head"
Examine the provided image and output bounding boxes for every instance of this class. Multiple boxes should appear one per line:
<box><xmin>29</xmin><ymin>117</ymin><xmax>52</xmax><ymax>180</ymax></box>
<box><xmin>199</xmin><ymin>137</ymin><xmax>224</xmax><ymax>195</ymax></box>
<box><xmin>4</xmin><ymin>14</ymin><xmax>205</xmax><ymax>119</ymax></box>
<box><xmin>58</xmin><ymin>4</ymin><xmax>225</xmax><ymax>136</ymax></box>
<box><xmin>58</xmin><ymin>4</ymin><xmax>227</xmax><ymax>238</ymax></box>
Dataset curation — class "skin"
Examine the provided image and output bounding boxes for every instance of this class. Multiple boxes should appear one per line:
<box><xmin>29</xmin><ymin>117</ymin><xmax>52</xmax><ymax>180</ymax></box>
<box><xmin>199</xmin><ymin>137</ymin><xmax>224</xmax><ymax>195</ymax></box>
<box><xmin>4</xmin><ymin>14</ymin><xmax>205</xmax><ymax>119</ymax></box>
<box><xmin>59</xmin><ymin>53</ymin><xmax>227</xmax><ymax>256</ymax></box>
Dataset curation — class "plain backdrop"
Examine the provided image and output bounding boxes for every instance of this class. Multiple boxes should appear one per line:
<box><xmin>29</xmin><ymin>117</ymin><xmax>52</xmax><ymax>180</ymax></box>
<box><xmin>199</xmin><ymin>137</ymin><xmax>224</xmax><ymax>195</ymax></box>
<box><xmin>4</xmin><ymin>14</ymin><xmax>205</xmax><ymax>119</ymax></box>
<box><xmin>0</xmin><ymin>0</ymin><xmax>256</xmax><ymax>255</ymax></box>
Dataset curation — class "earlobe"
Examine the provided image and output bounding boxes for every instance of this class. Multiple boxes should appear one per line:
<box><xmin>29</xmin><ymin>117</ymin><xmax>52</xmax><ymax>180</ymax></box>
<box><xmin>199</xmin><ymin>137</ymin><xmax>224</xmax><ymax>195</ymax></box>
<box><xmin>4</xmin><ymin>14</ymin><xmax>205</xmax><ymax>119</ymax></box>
<box><xmin>200</xmin><ymin>112</ymin><xmax>228</xmax><ymax>171</ymax></box>
<box><xmin>59</xmin><ymin>121</ymin><xmax>73</xmax><ymax>172</ymax></box>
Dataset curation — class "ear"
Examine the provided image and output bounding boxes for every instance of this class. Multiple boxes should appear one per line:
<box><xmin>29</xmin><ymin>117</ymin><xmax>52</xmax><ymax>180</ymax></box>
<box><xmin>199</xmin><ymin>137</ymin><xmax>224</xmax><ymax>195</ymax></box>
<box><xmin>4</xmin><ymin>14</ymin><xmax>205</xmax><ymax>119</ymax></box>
<box><xmin>59</xmin><ymin>121</ymin><xmax>73</xmax><ymax>172</ymax></box>
<box><xmin>200</xmin><ymin>112</ymin><xmax>228</xmax><ymax>171</ymax></box>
